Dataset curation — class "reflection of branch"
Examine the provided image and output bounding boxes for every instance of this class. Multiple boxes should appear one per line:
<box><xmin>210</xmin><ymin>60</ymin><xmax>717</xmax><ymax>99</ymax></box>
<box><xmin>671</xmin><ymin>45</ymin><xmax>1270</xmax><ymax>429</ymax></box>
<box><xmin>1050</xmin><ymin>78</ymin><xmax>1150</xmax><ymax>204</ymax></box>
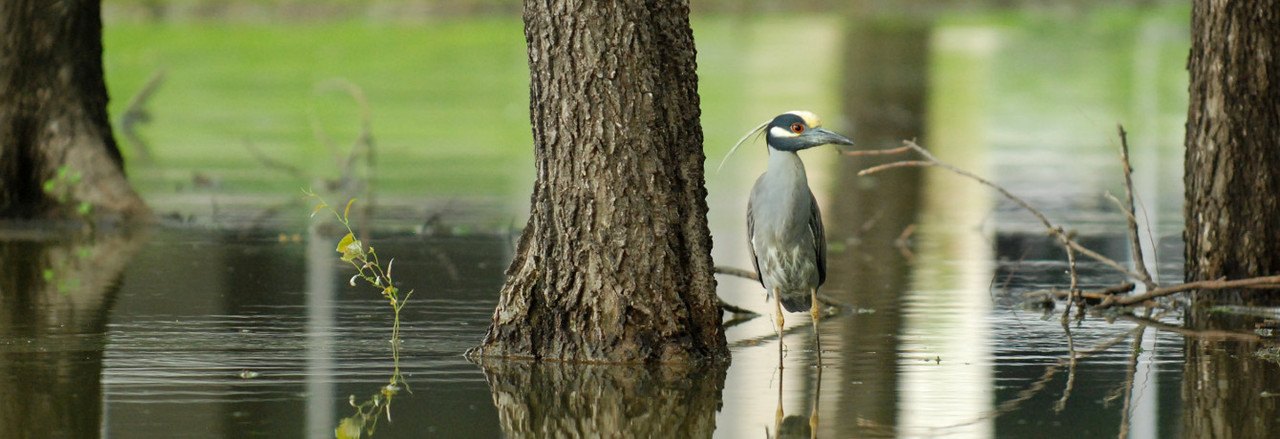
<box><xmin>1116</xmin><ymin>313</ymin><xmax>1267</xmax><ymax>343</ymax></box>
<box><xmin>1113</xmin><ymin>308</ymin><xmax>1153</xmax><ymax>439</ymax></box>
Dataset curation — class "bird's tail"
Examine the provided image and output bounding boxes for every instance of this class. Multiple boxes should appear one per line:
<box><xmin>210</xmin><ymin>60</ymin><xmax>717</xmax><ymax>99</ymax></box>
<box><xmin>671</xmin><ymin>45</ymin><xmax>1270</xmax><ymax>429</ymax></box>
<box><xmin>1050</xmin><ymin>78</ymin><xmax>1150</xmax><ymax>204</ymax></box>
<box><xmin>778</xmin><ymin>291</ymin><xmax>813</xmax><ymax>313</ymax></box>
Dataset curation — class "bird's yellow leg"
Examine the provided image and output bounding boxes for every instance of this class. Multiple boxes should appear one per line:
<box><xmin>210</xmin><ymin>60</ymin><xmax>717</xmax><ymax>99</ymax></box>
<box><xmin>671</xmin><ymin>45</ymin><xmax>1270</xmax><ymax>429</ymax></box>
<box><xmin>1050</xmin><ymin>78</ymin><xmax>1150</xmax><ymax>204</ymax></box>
<box><xmin>811</xmin><ymin>288</ymin><xmax>822</xmax><ymax>364</ymax></box>
<box><xmin>774</xmin><ymin>288</ymin><xmax>785</xmax><ymax>368</ymax></box>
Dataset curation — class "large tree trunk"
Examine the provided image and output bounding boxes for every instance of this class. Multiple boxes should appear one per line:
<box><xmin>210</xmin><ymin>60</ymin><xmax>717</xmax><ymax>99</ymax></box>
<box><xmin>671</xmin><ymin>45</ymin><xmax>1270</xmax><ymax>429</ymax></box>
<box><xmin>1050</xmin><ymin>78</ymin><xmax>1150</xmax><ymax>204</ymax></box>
<box><xmin>0</xmin><ymin>0</ymin><xmax>146</xmax><ymax>219</ymax></box>
<box><xmin>1183</xmin><ymin>1</ymin><xmax>1280</xmax><ymax>288</ymax></box>
<box><xmin>470</xmin><ymin>0</ymin><xmax>726</xmax><ymax>363</ymax></box>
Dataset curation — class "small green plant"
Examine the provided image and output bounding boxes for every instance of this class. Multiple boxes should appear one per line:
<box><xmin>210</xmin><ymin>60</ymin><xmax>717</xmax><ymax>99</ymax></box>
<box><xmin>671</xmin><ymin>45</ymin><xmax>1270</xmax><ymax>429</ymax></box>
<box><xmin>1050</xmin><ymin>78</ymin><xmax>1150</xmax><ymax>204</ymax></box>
<box><xmin>305</xmin><ymin>189</ymin><xmax>413</xmax><ymax>341</ymax></box>
<box><xmin>304</xmin><ymin>189</ymin><xmax>411</xmax><ymax>438</ymax></box>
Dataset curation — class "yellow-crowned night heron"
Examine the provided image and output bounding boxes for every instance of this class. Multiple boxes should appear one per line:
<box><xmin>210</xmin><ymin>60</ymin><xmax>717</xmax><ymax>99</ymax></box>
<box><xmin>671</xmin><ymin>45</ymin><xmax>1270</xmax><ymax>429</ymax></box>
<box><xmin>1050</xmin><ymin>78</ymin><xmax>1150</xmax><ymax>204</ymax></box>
<box><xmin>747</xmin><ymin>110</ymin><xmax>853</xmax><ymax>363</ymax></box>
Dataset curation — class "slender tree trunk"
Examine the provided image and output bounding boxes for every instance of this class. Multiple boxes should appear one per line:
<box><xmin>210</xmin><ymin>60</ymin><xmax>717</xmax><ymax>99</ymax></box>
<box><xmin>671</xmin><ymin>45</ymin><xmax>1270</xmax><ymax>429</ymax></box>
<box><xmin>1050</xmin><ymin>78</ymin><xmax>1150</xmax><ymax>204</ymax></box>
<box><xmin>470</xmin><ymin>0</ymin><xmax>726</xmax><ymax>363</ymax></box>
<box><xmin>0</xmin><ymin>0</ymin><xmax>147</xmax><ymax>219</ymax></box>
<box><xmin>1183</xmin><ymin>1</ymin><xmax>1280</xmax><ymax>289</ymax></box>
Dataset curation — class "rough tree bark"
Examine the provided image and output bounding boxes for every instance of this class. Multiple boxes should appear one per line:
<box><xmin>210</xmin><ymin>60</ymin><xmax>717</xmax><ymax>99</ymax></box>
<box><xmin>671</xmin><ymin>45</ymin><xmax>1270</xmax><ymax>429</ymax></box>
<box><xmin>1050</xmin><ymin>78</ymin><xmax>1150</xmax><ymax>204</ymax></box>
<box><xmin>1183</xmin><ymin>1</ymin><xmax>1280</xmax><ymax>287</ymax></box>
<box><xmin>0</xmin><ymin>0</ymin><xmax>147</xmax><ymax>219</ymax></box>
<box><xmin>469</xmin><ymin>0</ymin><xmax>726</xmax><ymax>363</ymax></box>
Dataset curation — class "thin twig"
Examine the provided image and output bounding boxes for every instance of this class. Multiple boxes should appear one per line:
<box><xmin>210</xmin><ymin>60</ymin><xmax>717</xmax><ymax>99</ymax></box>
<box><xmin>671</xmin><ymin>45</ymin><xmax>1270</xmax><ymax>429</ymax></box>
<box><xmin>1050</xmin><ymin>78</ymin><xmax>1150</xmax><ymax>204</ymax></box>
<box><xmin>858</xmin><ymin>141</ymin><xmax>1147</xmax><ymax>282</ymax></box>
<box><xmin>841</xmin><ymin>144</ymin><xmax>913</xmax><ymax>156</ymax></box>
<box><xmin>1117</xmin><ymin>125</ymin><xmax>1156</xmax><ymax>290</ymax></box>
<box><xmin>1061</xmin><ymin>240</ymin><xmax>1080</xmax><ymax>325</ymax></box>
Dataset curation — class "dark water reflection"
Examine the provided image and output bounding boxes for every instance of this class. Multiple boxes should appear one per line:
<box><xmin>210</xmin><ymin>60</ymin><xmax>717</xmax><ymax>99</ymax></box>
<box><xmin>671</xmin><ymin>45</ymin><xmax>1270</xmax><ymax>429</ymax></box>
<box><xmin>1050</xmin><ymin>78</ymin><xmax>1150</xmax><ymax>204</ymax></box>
<box><xmin>477</xmin><ymin>359</ymin><xmax>726</xmax><ymax>437</ymax></box>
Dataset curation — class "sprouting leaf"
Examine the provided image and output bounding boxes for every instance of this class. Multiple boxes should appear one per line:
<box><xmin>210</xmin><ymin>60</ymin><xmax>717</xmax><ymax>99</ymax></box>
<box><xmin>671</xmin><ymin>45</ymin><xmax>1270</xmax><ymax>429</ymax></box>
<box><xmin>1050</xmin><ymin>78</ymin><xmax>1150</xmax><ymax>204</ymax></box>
<box><xmin>310</xmin><ymin>202</ymin><xmax>328</xmax><ymax>218</ymax></box>
<box><xmin>77</xmin><ymin>201</ymin><xmax>92</xmax><ymax>216</ymax></box>
<box><xmin>337</xmin><ymin>232</ymin><xmax>356</xmax><ymax>253</ymax></box>
<box><xmin>337</xmin><ymin>233</ymin><xmax>363</xmax><ymax>263</ymax></box>
<box><xmin>42</xmin><ymin>180</ymin><xmax>56</xmax><ymax>193</ymax></box>
<box><xmin>343</xmin><ymin>198</ymin><xmax>357</xmax><ymax>222</ymax></box>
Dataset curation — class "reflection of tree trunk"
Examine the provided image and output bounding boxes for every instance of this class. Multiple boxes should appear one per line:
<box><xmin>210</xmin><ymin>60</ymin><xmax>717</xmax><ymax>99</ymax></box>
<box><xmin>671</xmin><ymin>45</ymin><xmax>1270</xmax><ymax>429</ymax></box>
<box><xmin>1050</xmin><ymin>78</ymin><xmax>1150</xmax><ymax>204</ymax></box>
<box><xmin>472</xmin><ymin>0</ymin><xmax>724</xmax><ymax>362</ymax></box>
<box><xmin>828</xmin><ymin>19</ymin><xmax>929</xmax><ymax>437</ymax></box>
<box><xmin>1183</xmin><ymin>309</ymin><xmax>1280</xmax><ymax>438</ymax></box>
<box><xmin>1183</xmin><ymin>1</ymin><xmax>1280</xmax><ymax>286</ymax></box>
<box><xmin>0</xmin><ymin>1</ymin><xmax>147</xmax><ymax>218</ymax></box>
<box><xmin>0</xmin><ymin>231</ymin><xmax>145</xmax><ymax>439</ymax></box>
<box><xmin>478</xmin><ymin>360</ymin><xmax>725</xmax><ymax>437</ymax></box>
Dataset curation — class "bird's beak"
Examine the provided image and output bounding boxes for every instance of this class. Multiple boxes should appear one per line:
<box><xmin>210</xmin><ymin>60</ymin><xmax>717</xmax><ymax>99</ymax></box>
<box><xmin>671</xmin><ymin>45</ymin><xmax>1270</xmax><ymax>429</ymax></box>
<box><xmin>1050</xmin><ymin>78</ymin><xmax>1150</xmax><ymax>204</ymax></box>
<box><xmin>807</xmin><ymin>127</ymin><xmax>854</xmax><ymax>148</ymax></box>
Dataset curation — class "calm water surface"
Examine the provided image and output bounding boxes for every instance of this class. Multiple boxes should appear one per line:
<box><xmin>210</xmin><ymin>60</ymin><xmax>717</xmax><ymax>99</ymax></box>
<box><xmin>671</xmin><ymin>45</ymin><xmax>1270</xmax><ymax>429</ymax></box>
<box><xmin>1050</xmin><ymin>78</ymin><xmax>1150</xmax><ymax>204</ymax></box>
<box><xmin>6</xmin><ymin>4</ymin><xmax>1280</xmax><ymax>439</ymax></box>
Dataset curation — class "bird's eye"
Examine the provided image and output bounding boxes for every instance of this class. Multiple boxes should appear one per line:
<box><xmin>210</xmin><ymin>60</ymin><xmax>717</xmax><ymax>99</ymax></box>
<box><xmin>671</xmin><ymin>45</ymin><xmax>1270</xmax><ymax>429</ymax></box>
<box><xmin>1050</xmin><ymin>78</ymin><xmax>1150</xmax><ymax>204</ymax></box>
<box><xmin>790</xmin><ymin>123</ymin><xmax>805</xmax><ymax>134</ymax></box>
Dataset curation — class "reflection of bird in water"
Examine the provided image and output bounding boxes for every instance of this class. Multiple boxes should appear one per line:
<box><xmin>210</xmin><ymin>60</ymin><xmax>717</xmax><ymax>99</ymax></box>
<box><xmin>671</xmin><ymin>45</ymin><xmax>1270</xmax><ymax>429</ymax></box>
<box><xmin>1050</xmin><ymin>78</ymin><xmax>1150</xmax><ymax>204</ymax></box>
<box><xmin>744</xmin><ymin>111</ymin><xmax>854</xmax><ymax>364</ymax></box>
<box><xmin>771</xmin><ymin>365</ymin><xmax>823</xmax><ymax>439</ymax></box>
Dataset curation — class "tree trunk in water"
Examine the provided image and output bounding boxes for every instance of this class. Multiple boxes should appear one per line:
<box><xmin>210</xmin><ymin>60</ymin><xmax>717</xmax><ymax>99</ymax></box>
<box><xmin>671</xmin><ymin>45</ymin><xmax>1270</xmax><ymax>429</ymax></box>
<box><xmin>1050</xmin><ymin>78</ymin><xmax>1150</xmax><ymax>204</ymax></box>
<box><xmin>1183</xmin><ymin>1</ymin><xmax>1280</xmax><ymax>291</ymax></box>
<box><xmin>0</xmin><ymin>0</ymin><xmax>147</xmax><ymax>219</ymax></box>
<box><xmin>470</xmin><ymin>0</ymin><xmax>726</xmax><ymax>363</ymax></box>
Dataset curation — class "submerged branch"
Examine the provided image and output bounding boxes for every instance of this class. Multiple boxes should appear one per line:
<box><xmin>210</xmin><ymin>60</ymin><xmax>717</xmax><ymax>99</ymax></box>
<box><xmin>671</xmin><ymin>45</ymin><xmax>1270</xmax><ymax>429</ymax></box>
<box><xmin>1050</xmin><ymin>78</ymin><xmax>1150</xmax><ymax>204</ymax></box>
<box><xmin>852</xmin><ymin>138</ymin><xmax>1280</xmax><ymax>315</ymax></box>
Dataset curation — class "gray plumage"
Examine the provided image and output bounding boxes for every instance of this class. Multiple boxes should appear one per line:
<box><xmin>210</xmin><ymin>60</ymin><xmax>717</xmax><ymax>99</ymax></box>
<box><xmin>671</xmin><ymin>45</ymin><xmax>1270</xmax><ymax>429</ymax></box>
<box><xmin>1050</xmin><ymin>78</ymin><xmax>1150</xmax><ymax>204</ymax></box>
<box><xmin>743</xmin><ymin>111</ymin><xmax>850</xmax><ymax>320</ymax></box>
<box><xmin>748</xmin><ymin>150</ymin><xmax>826</xmax><ymax>312</ymax></box>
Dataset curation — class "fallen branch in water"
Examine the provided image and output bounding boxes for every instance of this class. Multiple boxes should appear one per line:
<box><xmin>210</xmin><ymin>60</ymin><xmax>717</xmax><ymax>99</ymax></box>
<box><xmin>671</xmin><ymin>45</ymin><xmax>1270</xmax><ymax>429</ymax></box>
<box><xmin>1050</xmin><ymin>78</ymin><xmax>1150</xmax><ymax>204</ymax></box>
<box><xmin>851</xmin><ymin>135</ymin><xmax>1280</xmax><ymax>314</ymax></box>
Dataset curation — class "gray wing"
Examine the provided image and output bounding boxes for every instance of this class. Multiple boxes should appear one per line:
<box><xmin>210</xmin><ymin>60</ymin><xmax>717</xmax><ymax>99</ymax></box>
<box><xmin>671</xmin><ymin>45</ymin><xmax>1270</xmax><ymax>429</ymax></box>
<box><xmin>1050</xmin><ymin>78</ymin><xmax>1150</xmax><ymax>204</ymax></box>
<box><xmin>747</xmin><ymin>195</ymin><xmax>765</xmax><ymax>288</ymax></box>
<box><xmin>810</xmin><ymin>192</ymin><xmax>827</xmax><ymax>286</ymax></box>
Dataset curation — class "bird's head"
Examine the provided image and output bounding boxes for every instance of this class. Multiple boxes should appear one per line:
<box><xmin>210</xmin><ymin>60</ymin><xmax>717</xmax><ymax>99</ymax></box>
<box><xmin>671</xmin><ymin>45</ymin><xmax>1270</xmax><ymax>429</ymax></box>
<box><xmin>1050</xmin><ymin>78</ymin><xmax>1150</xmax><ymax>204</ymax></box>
<box><xmin>764</xmin><ymin>110</ymin><xmax>854</xmax><ymax>152</ymax></box>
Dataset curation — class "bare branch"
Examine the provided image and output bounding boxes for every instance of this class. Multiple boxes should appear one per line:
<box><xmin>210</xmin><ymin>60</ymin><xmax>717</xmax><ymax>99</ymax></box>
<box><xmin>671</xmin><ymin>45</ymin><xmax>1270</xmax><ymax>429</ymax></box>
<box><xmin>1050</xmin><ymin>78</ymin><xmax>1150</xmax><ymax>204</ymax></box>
<box><xmin>857</xmin><ymin>141</ymin><xmax>1147</xmax><ymax>282</ymax></box>
<box><xmin>1098</xmin><ymin>275</ymin><xmax>1280</xmax><ymax>309</ymax></box>
<box><xmin>1117</xmin><ymin>125</ymin><xmax>1156</xmax><ymax>289</ymax></box>
<box><xmin>841</xmin><ymin>144</ymin><xmax>913</xmax><ymax>156</ymax></box>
